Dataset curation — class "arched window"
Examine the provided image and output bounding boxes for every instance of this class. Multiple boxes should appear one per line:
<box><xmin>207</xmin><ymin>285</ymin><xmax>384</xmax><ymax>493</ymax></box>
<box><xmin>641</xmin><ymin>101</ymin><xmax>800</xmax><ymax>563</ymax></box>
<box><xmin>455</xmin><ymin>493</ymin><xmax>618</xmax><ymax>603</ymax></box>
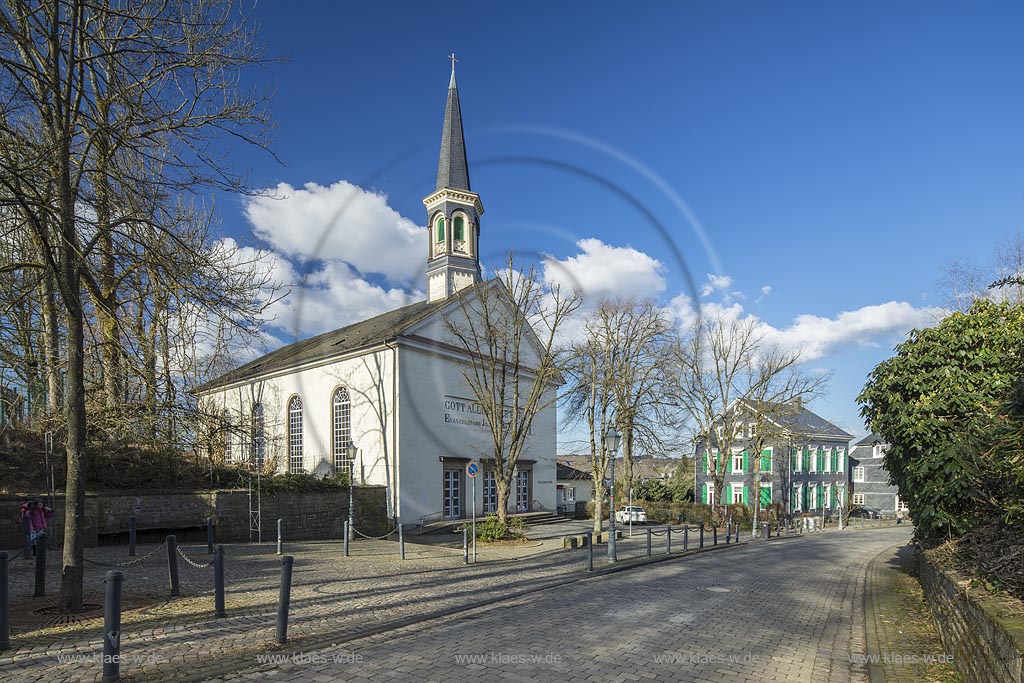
<box><xmin>251</xmin><ymin>403</ymin><xmax>265</xmax><ymax>469</ymax></box>
<box><xmin>332</xmin><ymin>387</ymin><xmax>352</xmax><ymax>474</ymax></box>
<box><xmin>453</xmin><ymin>215</ymin><xmax>465</xmax><ymax>241</ymax></box>
<box><xmin>288</xmin><ymin>396</ymin><xmax>303</xmax><ymax>473</ymax></box>
<box><xmin>222</xmin><ymin>409</ymin><xmax>233</xmax><ymax>463</ymax></box>
<box><xmin>435</xmin><ymin>216</ymin><xmax>445</xmax><ymax>242</ymax></box>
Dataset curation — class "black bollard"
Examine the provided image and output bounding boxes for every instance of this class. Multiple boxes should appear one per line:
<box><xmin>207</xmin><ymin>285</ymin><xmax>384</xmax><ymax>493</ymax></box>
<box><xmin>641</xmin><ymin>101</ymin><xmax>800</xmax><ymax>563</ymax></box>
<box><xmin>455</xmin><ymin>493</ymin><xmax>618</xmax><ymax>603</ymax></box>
<box><xmin>398</xmin><ymin>525</ymin><xmax>405</xmax><ymax>560</ymax></box>
<box><xmin>277</xmin><ymin>518</ymin><xmax>284</xmax><ymax>556</ymax></box>
<box><xmin>586</xmin><ymin>532</ymin><xmax>593</xmax><ymax>572</ymax></box>
<box><xmin>699</xmin><ymin>524</ymin><xmax>705</xmax><ymax>549</ymax></box>
<box><xmin>463</xmin><ymin>527</ymin><xmax>469</xmax><ymax>564</ymax></box>
<box><xmin>206</xmin><ymin>517</ymin><xmax>214</xmax><ymax>555</ymax></box>
<box><xmin>22</xmin><ymin>515</ymin><xmax>31</xmax><ymax>559</ymax></box>
<box><xmin>275</xmin><ymin>556</ymin><xmax>294</xmax><ymax>645</ymax></box>
<box><xmin>0</xmin><ymin>550</ymin><xmax>8</xmax><ymax>651</ymax></box>
<box><xmin>343</xmin><ymin>521</ymin><xmax>349</xmax><ymax>557</ymax></box>
<box><xmin>713</xmin><ymin>525</ymin><xmax>718</xmax><ymax>546</ymax></box>
<box><xmin>645</xmin><ymin>527</ymin><xmax>652</xmax><ymax>557</ymax></box>
<box><xmin>33</xmin><ymin>533</ymin><xmax>46</xmax><ymax>597</ymax></box>
<box><xmin>666</xmin><ymin>526</ymin><xmax>672</xmax><ymax>555</ymax></box>
<box><xmin>128</xmin><ymin>515</ymin><xmax>136</xmax><ymax>557</ymax></box>
<box><xmin>166</xmin><ymin>535</ymin><xmax>180</xmax><ymax>597</ymax></box>
<box><xmin>683</xmin><ymin>526</ymin><xmax>689</xmax><ymax>551</ymax></box>
<box><xmin>102</xmin><ymin>570</ymin><xmax>123</xmax><ymax>683</ymax></box>
<box><xmin>214</xmin><ymin>544</ymin><xmax>226</xmax><ymax>618</ymax></box>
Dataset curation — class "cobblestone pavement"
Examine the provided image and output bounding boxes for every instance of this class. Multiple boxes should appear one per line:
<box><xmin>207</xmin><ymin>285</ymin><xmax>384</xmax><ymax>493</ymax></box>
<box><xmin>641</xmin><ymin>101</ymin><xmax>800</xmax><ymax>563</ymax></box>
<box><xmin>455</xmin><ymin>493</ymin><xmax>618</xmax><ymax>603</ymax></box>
<box><xmin>863</xmin><ymin>543</ymin><xmax>961</xmax><ymax>683</ymax></box>
<box><xmin>0</xmin><ymin>524</ymin><xmax>914</xmax><ymax>682</ymax></box>
<box><xmin>202</xmin><ymin>527</ymin><xmax>915</xmax><ymax>683</ymax></box>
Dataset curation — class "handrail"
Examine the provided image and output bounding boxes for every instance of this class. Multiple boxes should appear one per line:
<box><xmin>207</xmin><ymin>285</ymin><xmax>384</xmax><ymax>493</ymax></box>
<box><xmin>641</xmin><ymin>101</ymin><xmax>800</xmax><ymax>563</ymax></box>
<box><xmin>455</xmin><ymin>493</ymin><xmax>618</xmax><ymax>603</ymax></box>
<box><xmin>417</xmin><ymin>510</ymin><xmax>444</xmax><ymax>531</ymax></box>
<box><xmin>531</xmin><ymin>500</ymin><xmax>547</xmax><ymax>512</ymax></box>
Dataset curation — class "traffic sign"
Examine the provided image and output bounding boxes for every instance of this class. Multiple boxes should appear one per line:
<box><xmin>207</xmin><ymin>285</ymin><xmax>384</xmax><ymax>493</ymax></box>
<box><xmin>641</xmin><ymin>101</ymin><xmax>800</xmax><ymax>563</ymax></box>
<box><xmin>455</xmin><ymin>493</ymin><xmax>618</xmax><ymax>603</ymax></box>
<box><xmin>466</xmin><ymin>461</ymin><xmax>479</xmax><ymax>478</ymax></box>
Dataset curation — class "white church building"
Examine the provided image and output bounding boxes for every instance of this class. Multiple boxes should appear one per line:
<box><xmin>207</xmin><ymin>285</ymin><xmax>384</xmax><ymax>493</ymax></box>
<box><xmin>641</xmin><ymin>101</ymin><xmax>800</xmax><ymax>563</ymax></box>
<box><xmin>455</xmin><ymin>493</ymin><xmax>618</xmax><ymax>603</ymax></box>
<box><xmin>197</xmin><ymin>64</ymin><xmax>558</xmax><ymax>525</ymax></box>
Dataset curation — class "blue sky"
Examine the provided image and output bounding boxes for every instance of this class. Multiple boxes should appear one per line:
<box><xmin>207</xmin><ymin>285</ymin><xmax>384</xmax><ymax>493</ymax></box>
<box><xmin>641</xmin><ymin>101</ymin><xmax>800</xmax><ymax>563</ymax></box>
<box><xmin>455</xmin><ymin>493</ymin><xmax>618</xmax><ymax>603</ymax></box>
<box><xmin>215</xmin><ymin>2</ymin><xmax>1024</xmax><ymax>444</ymax></box>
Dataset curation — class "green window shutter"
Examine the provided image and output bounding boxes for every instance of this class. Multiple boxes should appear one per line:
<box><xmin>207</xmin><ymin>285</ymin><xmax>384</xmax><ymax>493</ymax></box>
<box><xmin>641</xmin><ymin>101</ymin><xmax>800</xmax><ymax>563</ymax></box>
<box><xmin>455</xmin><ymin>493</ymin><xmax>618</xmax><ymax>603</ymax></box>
<box><xmin>743</xmin><ymin>485</ymin><xmax>749</xmax><ymax>505</ymax></box>
<box><xmin>701</xmin><ymin>483</ymin><xmax>707</xmax><ymax>504</ymax></box>
<box><xmin>742</xmin><ymin>450</ymin><xmax>749</xmax><ymax>473</ymax></box>
<box><xmin>790</xmin><ymin>448</ymin><xmax>798</xmax><ymax>471</ymax></box>
<box><xmin>760</xmin><ymin>486</ymin><xmax>771</xmax><ymax>506</ymax></box>
<box><xmin>761</xmin><ymin>449</ymin><xmax>771</xmax><ymax>472</ymax></box>
<box><xmin>802</xmin><ymin>448</ymin><xmax>810</xmax><ymax>471</ymax></box>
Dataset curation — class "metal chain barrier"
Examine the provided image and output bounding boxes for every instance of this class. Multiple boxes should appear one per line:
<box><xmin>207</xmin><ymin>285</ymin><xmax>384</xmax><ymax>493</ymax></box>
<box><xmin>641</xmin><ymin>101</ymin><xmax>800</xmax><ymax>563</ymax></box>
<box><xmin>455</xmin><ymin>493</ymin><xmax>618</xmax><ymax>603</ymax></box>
<box><xmin>176</xmin><ymin>545</ymin><xmax>214</xmax><ymax>569</ymax></box>
<box><xmin>351</xmin><ymin>526</ymin><xmax>399</xmax><ymax>541</ymax></box>
<box><xmin>84</xmin><ymin>542</ymin><xmax>168</xmax><ymax>568</ymax></box>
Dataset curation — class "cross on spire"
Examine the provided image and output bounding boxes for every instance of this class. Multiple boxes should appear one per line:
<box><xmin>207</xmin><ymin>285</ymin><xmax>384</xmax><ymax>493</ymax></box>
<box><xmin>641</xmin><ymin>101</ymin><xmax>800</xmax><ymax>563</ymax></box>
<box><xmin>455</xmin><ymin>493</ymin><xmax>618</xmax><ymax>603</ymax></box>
<box><xmin>448</xmin><ymin>52</ymin><xmax>458</xmax><ymax>70</ymax></box>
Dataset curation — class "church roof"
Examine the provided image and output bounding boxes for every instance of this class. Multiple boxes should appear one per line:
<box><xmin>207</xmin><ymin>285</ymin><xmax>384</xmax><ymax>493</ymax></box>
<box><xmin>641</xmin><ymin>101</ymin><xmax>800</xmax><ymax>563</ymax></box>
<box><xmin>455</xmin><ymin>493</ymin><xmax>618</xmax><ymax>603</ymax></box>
<box><xmin>197</xmin><ymin>298</ymin><xmax>439</xmax><ymax>393</ymax></box>
<box><xmin>436</xmin><ymin>65</ymin><xmax>471</xmax><ymax>192</ymax></box>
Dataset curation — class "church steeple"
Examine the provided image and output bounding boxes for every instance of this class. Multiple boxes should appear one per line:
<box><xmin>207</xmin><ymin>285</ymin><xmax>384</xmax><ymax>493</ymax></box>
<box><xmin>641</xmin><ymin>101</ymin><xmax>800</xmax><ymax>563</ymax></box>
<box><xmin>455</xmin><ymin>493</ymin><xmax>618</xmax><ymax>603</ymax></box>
<box><xmin>436</xmin><ymin>59</ymin><xmax>471</xmax><ymax>192</ymax></box>
<box><xmin>423</xmin><ymin>55</ymin><xmax>484</xmax><ymax>303</ymax></box>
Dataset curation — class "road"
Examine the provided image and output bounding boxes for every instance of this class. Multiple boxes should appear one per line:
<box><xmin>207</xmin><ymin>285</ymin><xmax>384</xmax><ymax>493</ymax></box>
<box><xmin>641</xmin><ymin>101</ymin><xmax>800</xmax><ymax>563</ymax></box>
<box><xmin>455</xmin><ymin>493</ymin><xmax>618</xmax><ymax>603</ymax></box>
<box><xmin>208</xmin><ymin>526</ymin><xmax>914</xmax><ymax>683</ymax></box>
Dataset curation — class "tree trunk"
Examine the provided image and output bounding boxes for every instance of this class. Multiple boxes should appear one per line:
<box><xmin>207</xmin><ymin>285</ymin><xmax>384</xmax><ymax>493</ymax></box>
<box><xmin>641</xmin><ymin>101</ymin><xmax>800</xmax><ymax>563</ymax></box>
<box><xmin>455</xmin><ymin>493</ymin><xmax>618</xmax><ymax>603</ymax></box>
<box><xmin>40</xmin><ymin>269</ymin><xmax>62</xmax><ymax>419</ymax></box>
<box><xmin>591</xmin><ymin>482</ymin><xmax>604</xmax><ymax>534</ymax></box>
<box><xmin>495</xmin><ymin>478</ymin><xmax>510</xmax><ymax>524</ymax></box>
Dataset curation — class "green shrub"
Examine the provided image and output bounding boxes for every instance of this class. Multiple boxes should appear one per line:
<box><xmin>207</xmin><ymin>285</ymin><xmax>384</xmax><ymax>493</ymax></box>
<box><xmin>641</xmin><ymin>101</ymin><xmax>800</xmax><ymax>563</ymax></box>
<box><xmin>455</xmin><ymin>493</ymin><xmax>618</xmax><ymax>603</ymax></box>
<box><xmin>474</xmin><ymin>513</ymin><xmax>527</xmax><ymax>541</ymax></box>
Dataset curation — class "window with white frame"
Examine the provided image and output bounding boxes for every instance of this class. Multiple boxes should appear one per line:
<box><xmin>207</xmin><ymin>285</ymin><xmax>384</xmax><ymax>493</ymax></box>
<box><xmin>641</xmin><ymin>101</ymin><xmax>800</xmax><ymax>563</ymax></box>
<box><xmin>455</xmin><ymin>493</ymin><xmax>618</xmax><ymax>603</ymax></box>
<box><xmin>853</xmin><ymin>466</ymin><xmax>865</xmax><ymax>483</ymax></box>
<box><xmin>251</xmin><ymin>403</ymin><xmax>265</xmax><ymax>469</ymax></box>
<box><xmin>732</xmin><ymin>486</ymin><xmax>744</xmax><ymax>504</ymax></box>
<box><xmin>288</xmin><ymin>396</ymin><xmax>303</xmax><ymax>473</ymax></box>
<box><xmin>853</xmin><ymin>493</ymin><xmax>865</xmax><ymax>505</ymax></box>
<box><xmin>332</xmin><ymin>387</ymin><xmax>352</xmax><ymax>474</ymax></box>
<box><xmin>872</xmin><ymin>443</ymin><xmax>886</xmax><ymax>458</ymax></box>
<box><xmin>733</xmin><ymin>453</ymin><xmax>745</xmax><ymax>473</ymax></box>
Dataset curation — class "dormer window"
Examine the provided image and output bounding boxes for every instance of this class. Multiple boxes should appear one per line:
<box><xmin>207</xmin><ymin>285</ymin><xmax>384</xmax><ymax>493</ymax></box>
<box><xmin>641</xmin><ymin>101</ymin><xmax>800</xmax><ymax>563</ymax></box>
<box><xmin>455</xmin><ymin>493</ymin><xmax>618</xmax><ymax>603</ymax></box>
<box><xmin>436</xmin><ymin>216</ymin><xmax>445</xmax><ymax>242</ymax></box>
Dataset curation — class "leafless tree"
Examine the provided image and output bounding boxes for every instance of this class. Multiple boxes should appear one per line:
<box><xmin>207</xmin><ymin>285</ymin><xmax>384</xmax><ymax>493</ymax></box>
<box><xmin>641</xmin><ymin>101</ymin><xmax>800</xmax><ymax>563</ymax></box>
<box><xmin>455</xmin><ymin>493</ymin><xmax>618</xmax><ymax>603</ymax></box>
<box><xmin>446</xmin><ymin>256</ymin><xmax>581</xmax><ymax>524</ymax></box>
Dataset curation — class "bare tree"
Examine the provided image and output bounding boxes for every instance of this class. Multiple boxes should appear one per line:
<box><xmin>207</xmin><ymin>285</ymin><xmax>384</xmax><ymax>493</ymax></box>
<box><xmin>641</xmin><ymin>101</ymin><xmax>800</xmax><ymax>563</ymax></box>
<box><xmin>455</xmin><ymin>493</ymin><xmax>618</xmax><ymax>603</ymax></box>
<box><xmin>668</xmin><ymin>309</ymin><xmax>823</xmax><ymax>524</ymax></box>
<box><xmin>446</xmin><ymin>256</ymin><xmax>581</xmax><ymax>524</ymax></box>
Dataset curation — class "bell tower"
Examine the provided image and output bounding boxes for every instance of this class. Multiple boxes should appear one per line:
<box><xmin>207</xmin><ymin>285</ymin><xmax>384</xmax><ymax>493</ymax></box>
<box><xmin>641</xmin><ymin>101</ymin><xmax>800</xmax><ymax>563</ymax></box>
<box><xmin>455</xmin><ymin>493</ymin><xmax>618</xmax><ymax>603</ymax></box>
<box><xmin>423</xmin><ymin>55</ymin><xmax>483</xmax><ymax>302</ymax></box>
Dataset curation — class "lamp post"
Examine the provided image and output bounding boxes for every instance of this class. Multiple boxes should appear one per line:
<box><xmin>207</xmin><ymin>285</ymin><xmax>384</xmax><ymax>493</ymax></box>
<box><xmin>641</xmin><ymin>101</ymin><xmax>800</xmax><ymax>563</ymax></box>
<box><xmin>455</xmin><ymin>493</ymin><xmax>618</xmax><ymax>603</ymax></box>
<box><xmin>604</xmin><ymin>426</ymin><xmax>622</xmax><ymax>563</ymax></box>
<box><xmin>347</xmin><ymin>441</ymin><xmax>357</xmax><ymax>540</ymax></box>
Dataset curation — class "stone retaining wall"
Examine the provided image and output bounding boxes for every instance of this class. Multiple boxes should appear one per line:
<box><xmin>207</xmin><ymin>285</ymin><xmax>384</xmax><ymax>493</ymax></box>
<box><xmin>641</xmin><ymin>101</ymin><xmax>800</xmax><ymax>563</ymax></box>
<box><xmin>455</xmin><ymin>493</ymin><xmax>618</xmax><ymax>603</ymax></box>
<box><xmin>919</xmin><ymin>553</ymin><xmax>1024</xmax><ymax>683</ymax></box>
<box><xmin>0</xmin><ymin>487</ymin><xmax>388</xmax><ymax>548</ymax></box>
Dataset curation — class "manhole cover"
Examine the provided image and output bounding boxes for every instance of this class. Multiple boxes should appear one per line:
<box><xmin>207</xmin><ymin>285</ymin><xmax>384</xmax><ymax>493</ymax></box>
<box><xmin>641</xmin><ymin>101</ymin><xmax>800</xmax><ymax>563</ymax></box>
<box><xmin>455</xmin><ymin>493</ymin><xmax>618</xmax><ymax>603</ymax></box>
<box><xmin>703</xmin><ymin>586</ymin><xmax>731</xmax><ymax>593</ymax></box>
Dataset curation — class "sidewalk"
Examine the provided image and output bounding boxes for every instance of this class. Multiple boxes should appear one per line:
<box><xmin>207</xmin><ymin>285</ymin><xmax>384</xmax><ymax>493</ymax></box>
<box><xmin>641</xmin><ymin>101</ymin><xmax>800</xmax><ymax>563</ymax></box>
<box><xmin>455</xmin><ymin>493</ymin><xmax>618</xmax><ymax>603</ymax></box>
<box><xmin>862</xmin><ymin>541</ymin><xmax>962</xmax><ymax>683</ymax></box>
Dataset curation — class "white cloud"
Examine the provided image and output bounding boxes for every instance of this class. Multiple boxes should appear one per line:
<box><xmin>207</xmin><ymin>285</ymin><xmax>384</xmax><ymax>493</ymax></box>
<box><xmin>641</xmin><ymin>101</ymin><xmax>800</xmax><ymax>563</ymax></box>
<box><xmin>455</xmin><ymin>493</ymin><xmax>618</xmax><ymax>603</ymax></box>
<box><xmin>542</xmin><ymin>238</ymin><xmax>666</xmax><ymax>301</ymax></box>
<box><xmin>701</xmin><ymin>273</ymin><xmax>732</xmax><ymax>297</ymax></box>
<box><xmin>761</xmin><ymin>285</ymin><xmax>772</xmax><ymax>296</ymax></box>
<box><xmin>243</xmin><ymin>181</ymin><xmax>423</xmax><ymax>285</ymax></box>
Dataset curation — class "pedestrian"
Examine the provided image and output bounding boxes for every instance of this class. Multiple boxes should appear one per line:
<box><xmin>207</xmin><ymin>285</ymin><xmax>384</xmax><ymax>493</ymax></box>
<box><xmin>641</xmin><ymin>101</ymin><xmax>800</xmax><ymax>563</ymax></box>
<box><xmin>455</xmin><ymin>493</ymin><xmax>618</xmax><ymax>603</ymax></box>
<box><xmin>896</xmin><ymin>508</ymin><xmax>904</xmax><ymax>525</ymax></box>
<box><xmin>25</xmin><ymin>499</ymin><xmax>53</xmax><ymax>552</ymax></box>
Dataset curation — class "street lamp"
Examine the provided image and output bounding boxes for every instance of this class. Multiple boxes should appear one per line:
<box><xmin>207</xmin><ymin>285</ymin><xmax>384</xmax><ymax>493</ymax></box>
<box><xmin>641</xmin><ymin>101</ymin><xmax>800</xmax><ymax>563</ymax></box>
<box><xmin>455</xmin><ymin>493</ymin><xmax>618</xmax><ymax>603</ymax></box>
<box><xmin>347</xmin><ymin>441</ymin><xmax>357</xmax><ymax>540</ymax></box>
<box><xmin>604</xmin><ymin>426</ymin><xmax>622</xmax><ymax>563</ymax></box>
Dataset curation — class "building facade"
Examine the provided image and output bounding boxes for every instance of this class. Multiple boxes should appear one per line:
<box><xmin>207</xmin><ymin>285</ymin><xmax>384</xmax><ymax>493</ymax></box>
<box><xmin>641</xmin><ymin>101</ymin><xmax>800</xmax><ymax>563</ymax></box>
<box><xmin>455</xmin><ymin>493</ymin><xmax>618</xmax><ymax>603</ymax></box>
<box><xmin>848</xmin><ymin>433</ymin><xmax>905</xmax><ymax>513</ymax></box>
<box><xmin>196</xmin><ymin>64</ymin><xmax>557</xmax><ymax>525</ymax></box>
<box><xmin>695</xmin><ymin>401</ymin><xmax>853</xmax><ymax>515</ymax></box>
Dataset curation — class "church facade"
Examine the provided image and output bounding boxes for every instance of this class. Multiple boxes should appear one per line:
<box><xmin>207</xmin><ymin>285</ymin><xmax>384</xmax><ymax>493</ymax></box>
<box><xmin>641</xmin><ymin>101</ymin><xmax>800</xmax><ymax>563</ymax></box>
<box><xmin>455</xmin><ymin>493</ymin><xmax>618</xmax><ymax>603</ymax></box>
<box><xmin>196</xmin><ymin>65</ymin><xmax>558</xmax><ymax>524</ymax></box>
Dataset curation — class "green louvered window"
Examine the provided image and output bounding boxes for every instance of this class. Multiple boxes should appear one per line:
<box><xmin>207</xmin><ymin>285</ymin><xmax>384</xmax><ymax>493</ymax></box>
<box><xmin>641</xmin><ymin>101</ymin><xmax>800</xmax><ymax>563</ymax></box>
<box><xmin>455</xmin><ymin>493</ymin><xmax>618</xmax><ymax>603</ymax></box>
<box><xmin>791</xmin><ymin>448</ymin><xmax>799</xmax><ymax>472</ymax></box>
<box><xmin>760</xmin><ymin>486</ymin><xmax>771</xmax><ymax>506</ymax></box>
<box><xmin>830</xmin><ymin>448</ymin><xmax>839</xmax><ymax>472</ymax></box>
<box><xmin>436</xmin><ymin>216</ymin><xmax>445</xmax><ymax>242</ymax></box>
<box><xmin>816</xmin><ymin>448</ymin><xmax>826</xmax><ymax>472</ymax></box>
<box><xmin>743</xmin><ymin>485</ymin><xmax>749</xmax><ymax>505</ymax></box>
<box><xmin>453</xmin><ymin>215</ymin><xmax>465</xmax><ymax>241</ymax></box>
<box><xmin>801</xmin><ymin>447</ymin><xmax>811</xmax><ymax>472</ymax></box>
<box><xmin>760</xmin><ymin>449</ymin><xmax>772</xmax><ymax>472</ymax></box>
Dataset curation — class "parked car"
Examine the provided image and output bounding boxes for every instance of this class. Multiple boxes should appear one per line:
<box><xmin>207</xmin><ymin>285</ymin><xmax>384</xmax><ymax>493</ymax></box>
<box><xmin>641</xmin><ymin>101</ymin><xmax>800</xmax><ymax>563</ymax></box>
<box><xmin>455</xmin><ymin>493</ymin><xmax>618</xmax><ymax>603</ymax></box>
<box><xmin>848</xmin><ymin>506</ymin><xmax>881</xmax><ymax>519</ymax></box>
<box><xmin>615</xmin><ymin>506</ymin><xmax>648</xmax><ymax>524</ymax></box>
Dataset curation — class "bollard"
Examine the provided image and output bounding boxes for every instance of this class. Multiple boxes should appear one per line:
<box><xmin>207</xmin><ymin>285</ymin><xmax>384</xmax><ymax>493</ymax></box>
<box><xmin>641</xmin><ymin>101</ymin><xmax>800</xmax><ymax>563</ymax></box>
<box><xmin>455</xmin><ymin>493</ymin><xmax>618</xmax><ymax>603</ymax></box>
<box><xmin>343</xmin><ymin>521</ymin><xmax>349</xmax><ymax>557</ymax></box>
<box><xmin>586</xmin><ymin>532</ymin><xmax>593</xmax><ymax>572</ymax></box>
<box><xmin>683</xmin><ymin>526</ymin><xmax>689</xmax><ymax>551</ymax></box>
<box><xmin>726</xmin><ymin>521</ymin><xmax>731</xmax><ymax>544</ymax></box>
<box><xmin>33</xmin><ymin>532</ymin><xmax>46</xmax><ymax>597</ymax></box>
<box><xmin>699</xmin><ymin>524</ymin><xmax>704</xmax><ymax>549</ymax></box>
<box><xmin>166</xmin><ymin>535</ymin><xmax>180</xmax><ymax>597</ymax></box>
<box><xmin>277</xmin><ymin>518</ymin><xmax>283</xmax><ymax>555</ymax></box>
<box><xmin>22</xmin><ymin>515</ymin><xmax>31</xmax><ymax>559</ymax></box>
<box><xmin>214</xmin><ymin>544</ymin><xmax>226</xmax><ymax>618</ymax></box>
<box><xmin>666</xmin><ymin>526</ymin><xmax>672</xmax><ymax>555</ymax></box>
<box><xmin>463</xmin><ymin>527</ymin><xmax>469</xmax><ymax>564</ymax></box>
<box><xmin>128</xmin><ymin>515</ymin><xmax>137</xmax><ymax>557</ymax></box>
<box><xmin>206</xmin><ymin>517</ymin><xmax>214</xmax><ymax>555</ymax></box>
<box><xmin>102</xmin><ymin>570</ymin><xmax>123</xmax><ymax>683</ymax></box>
<box><xmin>398</xmin><ymin>525</ymin><xmax>405</xmax><ymax>560</ymax></box>
<box><xmin>275</xmin><ymin>556</ymin><xmax>294</xmax><ymax>645</ymax></box>
<box><xmin>0</xmin><ymin>551</ymin><xmax>9</xmax><ymax>652</ymax></box>
<box><xmin>765</xmin><ymin>523</ymin><xmax>771</xmax><ymax>539</ymax></box>
<box><xmin>713</xmin><ymin>525</ymin><xmax>718</xmax><ymax>546</ymax></box>
<box><xmin>645</xmin><ymin>527</ymin><xmax>652</xmax><ymax>558</ymax></box>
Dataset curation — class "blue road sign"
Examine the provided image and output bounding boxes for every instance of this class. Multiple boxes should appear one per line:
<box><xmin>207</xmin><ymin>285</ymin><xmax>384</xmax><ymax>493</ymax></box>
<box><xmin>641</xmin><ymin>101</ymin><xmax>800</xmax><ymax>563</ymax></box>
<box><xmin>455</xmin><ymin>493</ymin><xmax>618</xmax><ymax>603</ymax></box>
<box><xmin>466</xmin><ymin>461</ymin><xmax>479</xmax><ymax>478</ymax></box>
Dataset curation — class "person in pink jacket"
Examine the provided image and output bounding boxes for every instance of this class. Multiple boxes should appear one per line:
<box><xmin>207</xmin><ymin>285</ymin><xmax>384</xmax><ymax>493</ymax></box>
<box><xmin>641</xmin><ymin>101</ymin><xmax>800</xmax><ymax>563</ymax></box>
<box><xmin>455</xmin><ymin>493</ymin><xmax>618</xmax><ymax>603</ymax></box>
<box><xmin>20</xmin><ymin>499</ymin><xmax>53</xmax><ymax>550</ymax></box>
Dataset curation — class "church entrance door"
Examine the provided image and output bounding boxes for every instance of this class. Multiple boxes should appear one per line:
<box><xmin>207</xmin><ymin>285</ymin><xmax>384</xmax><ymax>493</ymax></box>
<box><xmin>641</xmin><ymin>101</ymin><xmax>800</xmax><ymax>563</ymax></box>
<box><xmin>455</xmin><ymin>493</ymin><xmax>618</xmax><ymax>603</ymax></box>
<box><xmin>516</xmin><ymin>470</ymin><xmax>530</xmax><ymax>512</ymax></box>
<box><xmin>443</xmin><ymin>469</ymin><xmax>462</xmax><ymax>519</ymax></box>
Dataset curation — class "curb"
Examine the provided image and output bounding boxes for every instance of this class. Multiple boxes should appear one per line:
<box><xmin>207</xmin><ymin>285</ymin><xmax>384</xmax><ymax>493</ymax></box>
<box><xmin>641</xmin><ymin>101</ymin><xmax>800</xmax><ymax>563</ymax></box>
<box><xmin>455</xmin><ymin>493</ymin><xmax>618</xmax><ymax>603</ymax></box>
<box><xmin>862</xmin><ymin>543</ymin><xmax>904</xmax><ymax>683</ymax></box>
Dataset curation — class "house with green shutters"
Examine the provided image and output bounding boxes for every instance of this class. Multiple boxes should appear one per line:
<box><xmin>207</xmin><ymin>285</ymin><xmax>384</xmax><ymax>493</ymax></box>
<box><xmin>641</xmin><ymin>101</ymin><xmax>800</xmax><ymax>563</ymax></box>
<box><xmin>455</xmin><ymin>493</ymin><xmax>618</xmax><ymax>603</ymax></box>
<box><xmin>694</xmin><ymin>400</ymin><xmax>853</xmax><ymax>515</ymax></box>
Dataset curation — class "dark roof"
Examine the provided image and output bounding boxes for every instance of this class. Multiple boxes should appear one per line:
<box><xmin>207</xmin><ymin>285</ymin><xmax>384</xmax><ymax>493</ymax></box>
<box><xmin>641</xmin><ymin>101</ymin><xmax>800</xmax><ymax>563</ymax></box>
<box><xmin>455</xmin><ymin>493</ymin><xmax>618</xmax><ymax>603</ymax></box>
<box><xmin>436</xmin><ymin>67</ymin><xmax>471</xmax><ymax>191</ymax></box>
<box><xmin>557</xmin><ymin>462</ymin><xmax>590</xmax><ymax>481</ymax></box>
<box><xmin>772</xmin><ymin>404</ymin><xmax>852</xmax><ymax>439</ymax></box>
<box><xmin>197</xmin><ymin>298</ymin><xmax>438</xmax><ymax>393</ymax></box>
<box><xmin>854</xmin><ymin>433</ymin><xmax>885</xmax><ymax>446</ymax></box>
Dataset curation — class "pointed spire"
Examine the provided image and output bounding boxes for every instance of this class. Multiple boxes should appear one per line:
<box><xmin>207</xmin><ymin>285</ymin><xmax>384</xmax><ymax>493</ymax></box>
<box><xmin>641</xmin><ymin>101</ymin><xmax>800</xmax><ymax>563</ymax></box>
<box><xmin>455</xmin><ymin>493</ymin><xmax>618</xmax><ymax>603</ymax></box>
<box><xmin>436</xmin><ymin>55</ymin><xmax>471</xmax><ymax>192</ymax></box>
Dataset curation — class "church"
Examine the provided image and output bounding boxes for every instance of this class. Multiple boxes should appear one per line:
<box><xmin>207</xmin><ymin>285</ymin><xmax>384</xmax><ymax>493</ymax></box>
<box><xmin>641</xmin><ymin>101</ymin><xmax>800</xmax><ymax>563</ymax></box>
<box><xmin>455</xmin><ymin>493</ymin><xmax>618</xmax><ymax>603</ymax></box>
<box><xmin>196</xmin><ymin>63</ymin><xmax>558</xmax><ymax>525</ymax></box>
